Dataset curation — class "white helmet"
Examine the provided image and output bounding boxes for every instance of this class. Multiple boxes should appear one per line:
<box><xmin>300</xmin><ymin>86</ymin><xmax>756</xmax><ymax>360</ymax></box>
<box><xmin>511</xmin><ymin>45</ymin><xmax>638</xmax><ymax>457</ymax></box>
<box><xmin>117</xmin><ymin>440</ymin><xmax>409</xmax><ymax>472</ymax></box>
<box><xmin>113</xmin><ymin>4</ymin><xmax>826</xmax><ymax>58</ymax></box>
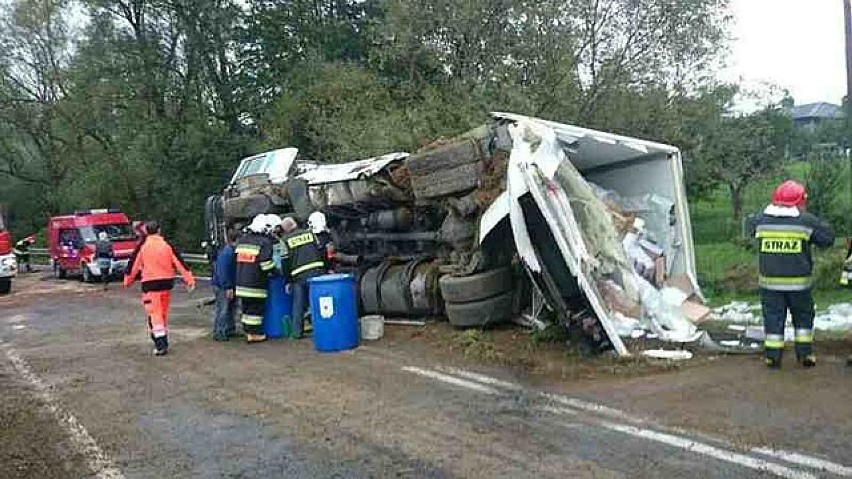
<box><xmin>247</xmin><ymin>214</ymin><xmax>268</xmax><ymax>234</ymax></box>
<box><xmin>263</xmin><ymin>214</ymin><xmax>282</xmax><ymax>234</ymax></box>
<box><xmin>307</xmin><ymin>211</ymin><xmax>327</xmax><ymax>234</ymax></box>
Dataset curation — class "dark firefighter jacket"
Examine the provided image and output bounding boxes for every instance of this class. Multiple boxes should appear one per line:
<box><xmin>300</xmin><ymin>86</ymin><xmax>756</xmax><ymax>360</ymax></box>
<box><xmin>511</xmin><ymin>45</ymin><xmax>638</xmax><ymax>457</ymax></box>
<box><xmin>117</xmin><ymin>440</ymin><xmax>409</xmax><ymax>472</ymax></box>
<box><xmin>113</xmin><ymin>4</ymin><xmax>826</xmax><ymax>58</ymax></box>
<box><xmin>13</xmin><ymin>239</ymin><xmax>31</xmax><ymax>257</ymax></box>
<box><xmin>748</xmin><ymin>206</ymin><xmax>834</xmax><ymax>291</ymax></box>
<box><xmin>235</xmin><ymin>233</ymin><xmax>275</xmax><ymax>299</ymax></box>
<box><xmin>282</xmin><ymin>229</ymin><xmax>326</xmax><ymax>281</ymax></box>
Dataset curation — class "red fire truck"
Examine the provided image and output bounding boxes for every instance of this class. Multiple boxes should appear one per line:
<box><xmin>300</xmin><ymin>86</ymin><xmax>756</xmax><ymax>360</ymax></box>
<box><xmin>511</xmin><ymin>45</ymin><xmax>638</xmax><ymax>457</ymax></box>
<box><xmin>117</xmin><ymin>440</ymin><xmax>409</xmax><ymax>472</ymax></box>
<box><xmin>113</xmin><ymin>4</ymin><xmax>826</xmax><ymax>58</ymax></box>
<box><xmin>0</xmin><ymin>211</ymin><xmax>15</xmax><ymax>294</ymax></box>
<box><xmin>48</xmin><ymin>209</ymin><xmax>137</xmax><ymax>282</ymax></box>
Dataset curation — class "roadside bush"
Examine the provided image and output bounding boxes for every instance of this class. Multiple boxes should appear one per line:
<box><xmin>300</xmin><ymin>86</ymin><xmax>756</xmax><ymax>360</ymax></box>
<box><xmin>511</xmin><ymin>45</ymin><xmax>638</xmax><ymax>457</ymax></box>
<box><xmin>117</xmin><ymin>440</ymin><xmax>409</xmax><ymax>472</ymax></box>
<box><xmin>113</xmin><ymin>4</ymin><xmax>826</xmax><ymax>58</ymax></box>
<box><xmin>805</xmin><ymin>157</ymin><xmax>849</xmax><ymax>237</ymax></box>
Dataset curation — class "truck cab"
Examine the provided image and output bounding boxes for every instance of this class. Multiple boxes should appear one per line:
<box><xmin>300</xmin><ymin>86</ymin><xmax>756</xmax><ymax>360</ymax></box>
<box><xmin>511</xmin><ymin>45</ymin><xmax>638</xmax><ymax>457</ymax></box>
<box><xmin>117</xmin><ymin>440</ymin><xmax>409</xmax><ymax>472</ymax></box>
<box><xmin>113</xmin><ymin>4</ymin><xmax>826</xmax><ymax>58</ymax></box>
<box><xmin>48</xmin><ymin>209</ymin><xmax>137</xmax><ymax>282</ymax></box>
<box><xmin>0</xmin><ymin>213</ymin><xmax>16</xmax><ymax>294</ymax></box>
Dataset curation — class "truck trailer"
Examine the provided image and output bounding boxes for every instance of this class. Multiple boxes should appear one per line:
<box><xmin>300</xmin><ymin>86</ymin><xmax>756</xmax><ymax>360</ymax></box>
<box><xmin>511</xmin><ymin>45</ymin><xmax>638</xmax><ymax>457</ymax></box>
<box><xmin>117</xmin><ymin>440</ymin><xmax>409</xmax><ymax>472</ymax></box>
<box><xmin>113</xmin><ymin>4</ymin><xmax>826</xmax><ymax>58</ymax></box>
<box><xmin>204</xmin><ymin>113</ymin><xmax>702</xmax><ymax>356</ymax></box>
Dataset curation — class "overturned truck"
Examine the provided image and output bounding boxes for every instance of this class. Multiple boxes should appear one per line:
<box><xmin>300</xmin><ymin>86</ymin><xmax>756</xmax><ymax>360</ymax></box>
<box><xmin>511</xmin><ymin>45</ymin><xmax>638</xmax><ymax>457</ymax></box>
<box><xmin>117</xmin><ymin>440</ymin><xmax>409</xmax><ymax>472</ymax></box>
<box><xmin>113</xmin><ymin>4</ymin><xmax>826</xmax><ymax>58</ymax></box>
<box><xmin>205</xmin><ymin>113</ymin><xmax>703</xmax><ymax>356</ymax></box>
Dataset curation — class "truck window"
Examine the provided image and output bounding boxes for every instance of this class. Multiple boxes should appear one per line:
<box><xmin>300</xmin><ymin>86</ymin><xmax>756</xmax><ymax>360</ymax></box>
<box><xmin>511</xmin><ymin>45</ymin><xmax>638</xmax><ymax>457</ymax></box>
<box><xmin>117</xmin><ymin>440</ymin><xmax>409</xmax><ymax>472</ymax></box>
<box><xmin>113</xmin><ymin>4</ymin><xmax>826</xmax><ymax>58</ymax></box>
<box><xmin>59</xmin><ymin>229</ymin><xmax>82</xmax><ymax>248</ymax></box>
<box><xmin>79</xmin><ymin>224</ymin><xmax>134</xmax><ymax>242</ymax></box>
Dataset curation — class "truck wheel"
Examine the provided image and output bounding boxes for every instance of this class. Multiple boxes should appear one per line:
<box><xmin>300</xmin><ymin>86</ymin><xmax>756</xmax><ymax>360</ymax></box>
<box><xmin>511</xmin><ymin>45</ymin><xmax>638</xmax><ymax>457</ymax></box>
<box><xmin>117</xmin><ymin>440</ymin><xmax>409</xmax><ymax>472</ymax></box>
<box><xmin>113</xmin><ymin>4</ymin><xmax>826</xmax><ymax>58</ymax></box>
<box><xmin>0</xmin><ymin>278</ymin><xmax>10</xmax><ymax>295</ymax></box>
<box><xmin>445</xmin><ymin>291</ymin><xmax>513</xmax><ymax>328</ymax></box>
<box><xmin>439</xmin><ymin>267</ymin><xmax>513</xmax><ymax>303</ymax></box>
<box><xmin>406</xmin><ymin>140</ymin><xmax>481</xmax><ymax>176</ymax></box>
<box><xmin>409</xmin><ymin>163</ymin><xmax>482</xmax><ymax>199</ymax></box>
<box><xmin>287</xmin><ymin>178</ymin><xmax>314</xmax><ymax>221</ymax></box>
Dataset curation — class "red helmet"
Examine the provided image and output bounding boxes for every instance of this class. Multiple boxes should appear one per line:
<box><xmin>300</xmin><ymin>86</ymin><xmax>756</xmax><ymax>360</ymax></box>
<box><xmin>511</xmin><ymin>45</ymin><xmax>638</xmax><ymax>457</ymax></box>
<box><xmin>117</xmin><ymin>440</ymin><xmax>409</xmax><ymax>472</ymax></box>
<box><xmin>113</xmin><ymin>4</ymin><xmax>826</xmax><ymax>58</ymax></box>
<box><xmin>772</xmin><ymin>180</ymin><xmax>807</xmax><ymax>207</ymax></box>
<box><xmin>25</xmin><ymin>235</ymin><xmax>36</xmax><ymax>243</ymax></box>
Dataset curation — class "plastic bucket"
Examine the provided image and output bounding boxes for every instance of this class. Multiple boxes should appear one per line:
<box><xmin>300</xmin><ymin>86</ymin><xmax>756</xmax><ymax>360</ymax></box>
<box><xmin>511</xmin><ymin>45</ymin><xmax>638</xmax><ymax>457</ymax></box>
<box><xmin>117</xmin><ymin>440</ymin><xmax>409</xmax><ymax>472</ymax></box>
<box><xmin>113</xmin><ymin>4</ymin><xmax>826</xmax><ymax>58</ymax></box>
<box><xmin>360</xmin><ymin>315</ymin><xmax>384</xmax><ymax>341</ymax></box>
<box><xmin>308</xmin><ymin>273</ymin><xmax>359</xmax><ymax>352</ymax></box>
<box><xmin>263</xmin><ymin>275</ymin><xmax>292</xmax><ymax>339</ymax></box>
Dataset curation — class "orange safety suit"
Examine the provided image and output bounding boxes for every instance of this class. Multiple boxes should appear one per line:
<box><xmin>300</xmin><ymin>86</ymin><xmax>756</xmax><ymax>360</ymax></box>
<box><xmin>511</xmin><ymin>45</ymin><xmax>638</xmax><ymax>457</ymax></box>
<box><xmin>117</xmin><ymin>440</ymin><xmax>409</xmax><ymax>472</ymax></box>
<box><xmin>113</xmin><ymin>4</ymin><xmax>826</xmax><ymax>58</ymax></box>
<box><xmin>124</xmin><ymin>234</ymin><xmax>195</xmax><ymax>352</ymax></box>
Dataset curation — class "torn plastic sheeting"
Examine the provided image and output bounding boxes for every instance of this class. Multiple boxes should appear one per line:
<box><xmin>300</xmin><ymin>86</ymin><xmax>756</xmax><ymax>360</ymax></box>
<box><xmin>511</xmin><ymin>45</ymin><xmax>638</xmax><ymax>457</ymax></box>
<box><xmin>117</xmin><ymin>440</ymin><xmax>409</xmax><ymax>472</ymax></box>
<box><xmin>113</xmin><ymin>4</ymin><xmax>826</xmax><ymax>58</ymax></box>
<box><xmin>635</xmin><ymin>274</ymin><xmax>700</xmax><ymax>343</ymax></box>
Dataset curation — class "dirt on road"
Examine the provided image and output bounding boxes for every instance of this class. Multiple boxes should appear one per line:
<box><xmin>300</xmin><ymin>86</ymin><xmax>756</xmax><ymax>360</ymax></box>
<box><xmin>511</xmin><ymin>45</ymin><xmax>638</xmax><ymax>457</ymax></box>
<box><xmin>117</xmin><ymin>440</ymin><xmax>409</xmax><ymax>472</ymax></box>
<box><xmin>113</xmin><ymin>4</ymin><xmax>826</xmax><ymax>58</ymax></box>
<box><xmin>0</xmin><ymin>354</ymin><xmax>92</xmax><ymax>478</ymax></box>
<box><xmin>2</xmin><ymin>272</ymin><xmax>851</xmax><ymax>478</ymax></box>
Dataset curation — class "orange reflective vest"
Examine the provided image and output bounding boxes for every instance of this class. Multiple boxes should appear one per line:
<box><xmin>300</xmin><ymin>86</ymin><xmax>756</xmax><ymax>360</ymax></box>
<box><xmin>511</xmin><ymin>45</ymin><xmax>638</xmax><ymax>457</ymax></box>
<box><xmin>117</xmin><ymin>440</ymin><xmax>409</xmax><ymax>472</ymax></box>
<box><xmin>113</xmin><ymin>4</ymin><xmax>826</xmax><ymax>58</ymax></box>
<box><xmin>125</xmin><ymin>234</ymin><xmax>195</xmax><ymax>292</ymax></box>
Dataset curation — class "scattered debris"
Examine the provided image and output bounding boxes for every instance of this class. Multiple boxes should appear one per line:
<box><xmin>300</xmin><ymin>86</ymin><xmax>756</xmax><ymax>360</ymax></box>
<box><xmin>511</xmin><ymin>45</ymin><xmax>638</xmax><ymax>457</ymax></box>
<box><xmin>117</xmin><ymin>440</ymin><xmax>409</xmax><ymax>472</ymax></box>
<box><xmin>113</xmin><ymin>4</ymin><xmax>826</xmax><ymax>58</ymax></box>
<box><xmin>383</xmin><ymin>319</ymin><xmax>427</xmax><ymax>327</ymax></box>
<box><xmin>712</xmin><ymin>302</ymin><xmax>760</xmax><ymax>324</ymax></box>
<box><xmin>814</xmin><ymin>303</ymin><xmax>852</xmax><ymax>331</ymax></box>
<box><xmin>641</xmin><ymin>349</ymin><xmax>693</xmax><ymax>360</ymax></box>
<box><xmin>714</xmin><ymin>301</ymin><xmax>852</xmax><ymax>332</ymax></box>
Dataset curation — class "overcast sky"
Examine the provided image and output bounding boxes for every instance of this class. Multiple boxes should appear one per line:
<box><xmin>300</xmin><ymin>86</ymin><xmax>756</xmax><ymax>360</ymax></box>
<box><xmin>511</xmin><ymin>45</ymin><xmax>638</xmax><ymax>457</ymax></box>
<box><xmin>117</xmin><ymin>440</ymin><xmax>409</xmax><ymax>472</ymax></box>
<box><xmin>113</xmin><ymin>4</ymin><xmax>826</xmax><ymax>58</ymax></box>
<box><xmin>724</xmin><ymin>0</ymin><xmax>847</xmax><ymax>106</ymax></box>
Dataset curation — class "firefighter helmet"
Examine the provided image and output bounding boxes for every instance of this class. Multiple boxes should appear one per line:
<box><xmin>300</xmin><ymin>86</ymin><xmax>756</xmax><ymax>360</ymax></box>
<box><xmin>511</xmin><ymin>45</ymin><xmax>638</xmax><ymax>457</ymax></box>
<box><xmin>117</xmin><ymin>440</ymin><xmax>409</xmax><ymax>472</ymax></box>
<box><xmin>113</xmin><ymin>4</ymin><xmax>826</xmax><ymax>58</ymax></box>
<box><xmin>307</xmin><ymin>211</ymin><xmax>327</xmax><ymax>234</ymax></box>
<box><xmin>772</xmin><ymin>180</ymin><xmax>807</xmax><ymax>207</ymax></box>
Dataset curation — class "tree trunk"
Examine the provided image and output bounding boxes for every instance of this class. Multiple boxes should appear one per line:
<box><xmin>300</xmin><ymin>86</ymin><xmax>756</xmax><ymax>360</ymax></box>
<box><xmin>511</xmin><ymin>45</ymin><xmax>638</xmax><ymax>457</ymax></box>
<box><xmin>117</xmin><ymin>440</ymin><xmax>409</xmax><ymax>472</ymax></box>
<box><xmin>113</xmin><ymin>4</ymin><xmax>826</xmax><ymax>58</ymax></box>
<box><xmin>730</xmin><ymin>183</ymin><xmax>744</xmax><ymax>223</ymax></box>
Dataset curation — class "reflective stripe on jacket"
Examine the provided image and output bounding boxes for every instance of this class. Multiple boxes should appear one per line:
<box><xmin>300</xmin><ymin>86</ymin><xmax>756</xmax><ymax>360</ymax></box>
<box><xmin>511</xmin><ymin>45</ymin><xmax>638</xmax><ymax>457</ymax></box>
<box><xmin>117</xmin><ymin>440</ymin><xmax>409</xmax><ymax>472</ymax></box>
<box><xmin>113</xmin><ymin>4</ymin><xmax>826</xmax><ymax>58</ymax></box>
<box><xmin>282</xmin><ymin>229</ymin><xmax>326</xmax><ymax>281</ymax></box>
<box><xmin>234</xmin><ymin>233</ymin><xmax>274</xmax><ymax>299</ymax></box>
<box><xmin>748</xmin><ymin>208</ymin><xmax>834</xmax><ymax>291</ymax></box>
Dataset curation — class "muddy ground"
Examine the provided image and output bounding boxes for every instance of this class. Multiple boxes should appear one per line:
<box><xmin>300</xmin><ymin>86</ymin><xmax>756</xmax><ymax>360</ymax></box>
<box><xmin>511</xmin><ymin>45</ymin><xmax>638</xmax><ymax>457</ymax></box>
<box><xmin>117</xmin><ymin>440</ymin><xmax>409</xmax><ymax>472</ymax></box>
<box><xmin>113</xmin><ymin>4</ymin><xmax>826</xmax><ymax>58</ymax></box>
<box><xmin>1</xmin><ymin>272</ymin><xmax>851</xmax><ymax>478</ymax></box>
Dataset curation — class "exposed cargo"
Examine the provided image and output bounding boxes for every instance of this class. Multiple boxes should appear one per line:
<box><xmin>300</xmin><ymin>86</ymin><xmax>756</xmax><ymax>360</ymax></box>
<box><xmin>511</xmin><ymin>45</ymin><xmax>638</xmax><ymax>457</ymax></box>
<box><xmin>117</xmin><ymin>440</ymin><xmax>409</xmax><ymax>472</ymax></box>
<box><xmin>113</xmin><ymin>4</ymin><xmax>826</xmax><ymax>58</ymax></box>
<box><xmin>205</xmin><ymin>113</ymin><xmax>703</xmax><ymax>356</ymax></box>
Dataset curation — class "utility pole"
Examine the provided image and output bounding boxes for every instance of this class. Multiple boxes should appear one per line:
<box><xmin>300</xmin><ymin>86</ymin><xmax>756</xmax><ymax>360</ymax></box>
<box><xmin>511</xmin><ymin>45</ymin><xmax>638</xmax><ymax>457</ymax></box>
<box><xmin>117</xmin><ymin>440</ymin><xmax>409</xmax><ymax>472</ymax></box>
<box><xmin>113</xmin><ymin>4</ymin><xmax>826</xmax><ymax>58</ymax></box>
<box><xmin>846</xmin><ymin>0</ymin><xmax>852</xmax><ymax>118</ymax></box>
<box><xmin>843</xmin><ymin>0</ymin><xmax>852</xmax><ymax>240</ymax></box>
<box><xmin>845</xmin><ymin>0</ymin><xmax>852</xmax><ymax>252</ymax></box>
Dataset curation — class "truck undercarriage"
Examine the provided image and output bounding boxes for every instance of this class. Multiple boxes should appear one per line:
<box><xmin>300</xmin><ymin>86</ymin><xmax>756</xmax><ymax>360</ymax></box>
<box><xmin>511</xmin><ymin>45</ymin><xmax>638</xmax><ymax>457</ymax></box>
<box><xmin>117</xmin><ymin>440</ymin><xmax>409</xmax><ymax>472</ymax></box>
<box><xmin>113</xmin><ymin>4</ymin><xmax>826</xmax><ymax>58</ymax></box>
<box><xmin>206</xmin><ymin>113</ymin><xmax>704</xmax><ymax>356</ymax></box>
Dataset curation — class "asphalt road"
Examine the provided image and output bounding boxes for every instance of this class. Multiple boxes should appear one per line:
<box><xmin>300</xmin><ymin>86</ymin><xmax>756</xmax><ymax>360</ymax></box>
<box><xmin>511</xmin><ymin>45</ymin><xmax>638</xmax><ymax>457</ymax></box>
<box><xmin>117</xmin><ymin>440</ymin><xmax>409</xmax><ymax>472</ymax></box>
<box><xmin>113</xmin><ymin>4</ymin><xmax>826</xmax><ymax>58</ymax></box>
<box><xmin>1</xmin><ymin>273</ymin><xmax>851</xmax><ymax>478</ymax></box>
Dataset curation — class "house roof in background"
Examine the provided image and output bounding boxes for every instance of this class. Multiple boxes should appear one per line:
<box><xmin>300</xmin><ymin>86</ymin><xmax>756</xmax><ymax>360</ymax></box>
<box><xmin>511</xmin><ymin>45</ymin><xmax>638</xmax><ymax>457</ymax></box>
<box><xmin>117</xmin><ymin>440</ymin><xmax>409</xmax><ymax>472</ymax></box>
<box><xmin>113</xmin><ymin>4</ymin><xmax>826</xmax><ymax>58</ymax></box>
<box><xmin>788</xmin><ymin>102</ymin><xmax>845</xmax><ymax>120</ymax></box>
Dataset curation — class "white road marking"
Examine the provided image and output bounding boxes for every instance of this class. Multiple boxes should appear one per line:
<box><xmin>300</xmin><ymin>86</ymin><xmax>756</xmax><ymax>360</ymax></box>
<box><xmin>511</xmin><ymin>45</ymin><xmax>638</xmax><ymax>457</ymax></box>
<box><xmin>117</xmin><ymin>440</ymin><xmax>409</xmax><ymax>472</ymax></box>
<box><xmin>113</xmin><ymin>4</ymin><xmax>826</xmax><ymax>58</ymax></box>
<box><xmin>438</xmin><ymin>366</ymin><xmax>644</xmax><ymax>423</ymax></box>
<box><xmin>537</xmin><ymin>405</ymin><xmax>815</xmax><ymax>479</ymax></box>
<box><xmin>13</xmin><ymin>324</ymin><xmax>25</xmax><ymax>330</ymax></box>
<box><xmin>438</xmin><ymin>366</ymin><xmax>524</xmax><ymax>391</ymax></box>
<box><xmin>752</xmin><ymin>447</ymin><xmax>852</xmax><ymax>477</ymax></box>
<box><xmin>401</xmin><ymin>366</ymin><xmax>499</xmax><ymax>395</ymax></box>
<box><xmin>2</xmin><ymin>344</ymin><xmax>125</xmax><ymax>479</ymax></box>
<box><xmin>539</xmin><ymin>392</ymin><xmax>642</xmax><ymax>423</ymax></box>
<box><xmin>598</xmin><ymin>422</ymin><xmax>815</xmax><ymax>479</ymax></box>
<box><xmin>407</xmin><ymin>365</ymin><xmax>841</xmax><ymax>479</ymax></box>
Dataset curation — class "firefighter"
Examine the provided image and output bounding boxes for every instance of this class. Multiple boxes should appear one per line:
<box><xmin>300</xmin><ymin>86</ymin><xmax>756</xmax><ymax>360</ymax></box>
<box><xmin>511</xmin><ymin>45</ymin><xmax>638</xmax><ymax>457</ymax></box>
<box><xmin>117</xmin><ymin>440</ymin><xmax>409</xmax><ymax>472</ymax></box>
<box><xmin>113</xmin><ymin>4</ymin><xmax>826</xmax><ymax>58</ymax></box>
<box><xmin>307</xmin><ymin>211</ymin><xmax>335</xmax><ymax>271</ymax></box>
<box><xmin>95</xmin><ymin>231</ymin><xmax>114</xmax><ymax>290</ymax></box>
<box><xmin>13</xmin><ymin>235</ymin><xmax>35</xmax><ymax>273</ymax></box>
<box><xmin>748</xmin><ymin>181</ymin><xmax>834</xmax><ymax>369</ymax></box>
<box><xmin>280</xmin><ymin>215</ymin><xmax>327</xmax><ymax>339</ymax></box>
<box><xmin>234</xmin><ymin>214</ymin><xmax>276</xmax><ymax>343</ymax></box>
<box><xmin>124</xmin><ymin>221</ymin><xmax>196</xmax><ymax>356</ymax></box>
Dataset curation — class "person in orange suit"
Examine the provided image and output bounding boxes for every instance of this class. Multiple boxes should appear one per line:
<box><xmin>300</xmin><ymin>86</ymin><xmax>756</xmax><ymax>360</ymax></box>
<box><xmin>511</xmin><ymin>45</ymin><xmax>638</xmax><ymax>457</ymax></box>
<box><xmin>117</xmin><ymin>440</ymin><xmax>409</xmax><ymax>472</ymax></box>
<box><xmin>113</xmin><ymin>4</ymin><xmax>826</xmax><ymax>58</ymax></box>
<box><xmin>124</xmin><ymin>221</ymin><xmax>195</xmax><ymax>356</ymax></box>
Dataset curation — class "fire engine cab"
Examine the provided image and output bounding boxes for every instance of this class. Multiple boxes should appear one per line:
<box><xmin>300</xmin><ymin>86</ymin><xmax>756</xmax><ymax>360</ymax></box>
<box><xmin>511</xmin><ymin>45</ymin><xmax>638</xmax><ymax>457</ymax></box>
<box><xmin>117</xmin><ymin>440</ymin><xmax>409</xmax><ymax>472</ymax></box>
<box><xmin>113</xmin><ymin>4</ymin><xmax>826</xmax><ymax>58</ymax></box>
<box><xmin>48</xmin><ymin>209</ymin><xmax>137</xmax><ymax>282</ymax></box>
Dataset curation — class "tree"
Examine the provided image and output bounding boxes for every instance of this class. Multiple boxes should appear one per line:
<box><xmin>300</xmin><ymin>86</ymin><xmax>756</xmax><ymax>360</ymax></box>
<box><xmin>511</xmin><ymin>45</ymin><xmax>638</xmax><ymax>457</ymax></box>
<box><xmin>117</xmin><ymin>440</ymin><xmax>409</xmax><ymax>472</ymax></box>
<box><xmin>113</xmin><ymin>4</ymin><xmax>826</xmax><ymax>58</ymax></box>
<box><xmin>694</xmin><ymin>107</ymin><xmax>792</xmax><ymax>222</ymax></box>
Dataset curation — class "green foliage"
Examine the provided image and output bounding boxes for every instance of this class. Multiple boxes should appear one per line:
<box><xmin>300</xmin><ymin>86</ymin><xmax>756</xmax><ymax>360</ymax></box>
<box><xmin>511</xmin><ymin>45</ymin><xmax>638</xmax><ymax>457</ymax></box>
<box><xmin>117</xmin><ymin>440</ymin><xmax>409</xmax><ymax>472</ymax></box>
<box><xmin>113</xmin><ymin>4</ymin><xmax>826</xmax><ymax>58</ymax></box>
<box><xmin>804</xmin><ymin>158</ymin><xmax>849</xmax><ymax>236</ymax></box>
<box><xmin>0</xmin><ymin>0</ymin><xmax>733</xmax><ymax>249</ymax></box>
<box><xmin>690</xmin><ymin>106</ymin><xmax>793</xmax><ymax>221</ymax></box>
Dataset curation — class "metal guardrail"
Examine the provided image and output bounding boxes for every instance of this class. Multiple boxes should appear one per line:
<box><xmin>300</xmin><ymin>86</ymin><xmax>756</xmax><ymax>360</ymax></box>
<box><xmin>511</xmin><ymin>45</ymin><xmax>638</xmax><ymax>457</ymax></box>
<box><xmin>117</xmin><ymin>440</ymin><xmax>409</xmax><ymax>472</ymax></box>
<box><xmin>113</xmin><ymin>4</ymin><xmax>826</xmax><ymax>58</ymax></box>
<box><xmin>27</xmin><ymin>248</ymin><xmax>208</xmax><ymax>265</ymax></box>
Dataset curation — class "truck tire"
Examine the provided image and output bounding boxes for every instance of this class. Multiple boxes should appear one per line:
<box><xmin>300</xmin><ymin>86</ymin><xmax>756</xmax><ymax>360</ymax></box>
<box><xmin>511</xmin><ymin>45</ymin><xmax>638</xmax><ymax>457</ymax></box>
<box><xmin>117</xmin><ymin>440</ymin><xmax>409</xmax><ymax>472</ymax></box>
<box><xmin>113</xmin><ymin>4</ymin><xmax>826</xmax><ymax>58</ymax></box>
<box><xmin>439</xmin><ymin>267</ymin><xmax>513</xmax><ymax>303</ymax></box>
<box><xmin>406</xmin><ymin>140</ymin><xmax>481</xmax><ymax>176</ymax></box>
<box><xmin>445</xmin><ymin>291</ymin><xmax>513</xmax><ymax>328</ymax></box>
<box><xmin>410</xmin><ymin>162</ymin><xmax>482</xmax><ymax>199</ymax></box>
<box><xmin>0</xmin><ymin>278</ymin><xmax>10</xmax><ymax>295</ymax></box>
<box><xmin>287</xmin><ymin>178</ymin><xmax>314</xmax><ymax>221</ymax></box>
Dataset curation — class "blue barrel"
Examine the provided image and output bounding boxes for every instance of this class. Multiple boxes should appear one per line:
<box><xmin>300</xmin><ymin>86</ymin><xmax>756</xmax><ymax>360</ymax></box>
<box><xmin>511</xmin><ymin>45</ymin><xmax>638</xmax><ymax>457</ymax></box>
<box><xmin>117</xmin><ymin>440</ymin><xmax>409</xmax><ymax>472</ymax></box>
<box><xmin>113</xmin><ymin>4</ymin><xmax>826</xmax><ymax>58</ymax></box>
<box><xmin>263</xmin><ymin>275</ymin><xmax>292</xmax><ymax>339</ymax></box>
<box><xmin>308</xmin><ymin>273</ymin><xmax>359</xmax><ymax>352</ymax></box>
